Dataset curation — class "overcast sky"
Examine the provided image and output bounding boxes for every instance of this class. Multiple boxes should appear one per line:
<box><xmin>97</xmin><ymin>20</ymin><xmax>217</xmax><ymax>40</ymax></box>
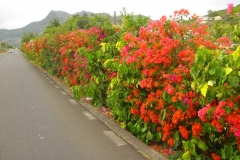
<box><xmin>0</xmin><ymin>0</ymin><xmax>239</xmax><ymax>29</ymax></box>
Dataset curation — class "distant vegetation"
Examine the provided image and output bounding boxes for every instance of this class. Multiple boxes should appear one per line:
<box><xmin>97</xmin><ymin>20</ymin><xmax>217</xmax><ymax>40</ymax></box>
<box><xmin>0</xmin><ymin>10</ymin><xmax>147</xmax><ymax>48</ymax></box>
<box><xmin>0</xmin><ymin>41</ymin><xmax>13</xmax><ymax>53</ymax></box>
<box><xmin>207</xmin><ymin>4</ymin><xmax>240</xmax><ymax>43</ymax></box>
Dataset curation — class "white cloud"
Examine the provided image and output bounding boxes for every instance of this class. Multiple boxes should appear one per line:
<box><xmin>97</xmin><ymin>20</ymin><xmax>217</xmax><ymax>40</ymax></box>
<box><xmin>0</xmin><ymin>0</ymin><xmax>239</xmax><ymax>29</ymax></box>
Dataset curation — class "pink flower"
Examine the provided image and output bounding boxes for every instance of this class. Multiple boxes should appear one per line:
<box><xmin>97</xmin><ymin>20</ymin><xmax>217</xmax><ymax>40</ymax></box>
<box><xmin>198</xmin><ymin>104</ymin><xmax>211</xmax><ymax>121</ymax></box>
<box><xmin>227</xmin><ymin>3</ymin><xmax>233</xmax><ymax>15</ymax></box>
<box><xmin>235</xmin><ymin>127</ymin><xmax>240</xmax><ymax>137</ymax></box>
<box><xmin>165</xmin><ymin>84</ymin><xmax>175</xmax><ymax>95</ymax></box>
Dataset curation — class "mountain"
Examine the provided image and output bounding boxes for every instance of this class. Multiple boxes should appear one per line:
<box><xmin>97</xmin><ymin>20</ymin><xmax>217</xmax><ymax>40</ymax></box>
<box><xmin>0</xmin><ymin>10</ymin><xmax>147</xmax><ymax>47</ymax></box>
<box><xmin>0</xmin><ymin>10</ymin><xmax>71</xmax><ymax>47</ymax></box>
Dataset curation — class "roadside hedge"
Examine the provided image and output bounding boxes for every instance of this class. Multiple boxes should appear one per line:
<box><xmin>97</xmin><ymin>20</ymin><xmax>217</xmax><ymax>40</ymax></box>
<box><xmin>23</xmin><ymin>10</ymin><xmax>240</xmax><ymax>159</ymax></box>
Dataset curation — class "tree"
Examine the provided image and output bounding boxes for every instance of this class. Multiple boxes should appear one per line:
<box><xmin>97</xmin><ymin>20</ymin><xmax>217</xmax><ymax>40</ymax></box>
<box><xmin>76</xmin><ymin>13</ymin><xmax>89</xmax><ymax>29</ymax></box>
<box><xmin>21</xmin><ymin>32</ymin><xmax>37</xmax><ymax>45</ymax></box>
<box><xmin>208</xmin><ymin>9</ymin><xmax>213</xmax><ymax>14</ymax></box>
<box><xmin>47</xmin><ymin>18</ymin><xmax>61</xmax><ymax>28</ymax></box>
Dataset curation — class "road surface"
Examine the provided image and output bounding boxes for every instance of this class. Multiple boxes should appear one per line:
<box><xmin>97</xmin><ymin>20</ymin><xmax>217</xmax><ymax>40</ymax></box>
<box><xmin>0</xmin><ymin>50</ymin><xmax>147</xmax><ymax>160</ymax></box>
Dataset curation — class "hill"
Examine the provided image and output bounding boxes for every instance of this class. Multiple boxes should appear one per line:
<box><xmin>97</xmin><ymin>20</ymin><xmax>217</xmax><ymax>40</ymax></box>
<box><xmin>0</xmin><ymin>11</ymin><xmax>71</xmax><ymax>47</ymax></box>
<box><xmin>207</xmin><ymin>4</ymin><xmax>240</xmax><ymax>25</ymax></box>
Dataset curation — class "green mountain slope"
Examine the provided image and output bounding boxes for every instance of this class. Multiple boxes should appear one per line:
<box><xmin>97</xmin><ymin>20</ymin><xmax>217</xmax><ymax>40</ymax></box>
<box><xmin>0</xmin><ymin>11</ymin><xmax>71</xmax><ymax>47</ymax></box>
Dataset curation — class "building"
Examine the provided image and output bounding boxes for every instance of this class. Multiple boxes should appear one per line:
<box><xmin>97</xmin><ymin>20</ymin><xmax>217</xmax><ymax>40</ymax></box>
<box><xmin>214</xmin><ymin>16</ymin><xmax>222</xmax><ymax>21</ymax></box>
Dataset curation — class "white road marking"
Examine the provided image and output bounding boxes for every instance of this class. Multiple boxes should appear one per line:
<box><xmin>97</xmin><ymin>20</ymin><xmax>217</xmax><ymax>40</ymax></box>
<box><xmin>50</xmin><ymin>81</ymin><xmax>54</xmax><ymax>83</ymax></box>
<box><xmin>38</xmin><ymin>135</ymin><xmax>44</xmax><ymax>139</ymax></box>
<box><xmin>61</xmin><ymin>91</ymin><xmax>67</xmax><ymax>95</ymax></box>
<box><xmin>82</xmin><ymin>111</ymin><xmax>96</xmax><ymax>120</ymax></box>
<box><xmin>68</xmin><ymin>99</ymin><xmax>79</xmax><ymax>105</ymax></box>
<box><xmin>46</xmin><ymin>78</ymin><xmax>50</xmax><ymax>79</ymax></box>
<box><xmin>0</xmin><ymin>56</ymin><xmax>9</xmax><ymax>65</ymax></box>
<box><xmin>54</xmin><ymin>85</ymin><xmax>60</xmax><ymax>88</ymax></box>
<box><xmin>103</xmin><ymin>131</ymin><xmax>127</xmax><ymax>146</ymax></box>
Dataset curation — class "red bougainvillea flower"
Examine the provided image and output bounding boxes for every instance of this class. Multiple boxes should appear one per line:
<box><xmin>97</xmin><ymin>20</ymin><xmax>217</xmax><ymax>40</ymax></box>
<box><xmin>172</xmin><ymin>110</ymin><xmax>184</xmax><ymax>125</ymax></box>
<box><xmin>179</xmin><ymin>126</ymin><xmax>189</xmax><ymax>139</ymax></box>
<box><xmin>192</xmin><ymin>122</ymin><xmax>203</xmax><ymax>138</ymax></box>
<box><xmin>213</xmin><ymin>105</ymin><xmax>226</xmax><ymax>120</ymax></box>
<box><xmin>165</xmin><ymin>84</ymin><xmax>175</xmax><ymax>95</ymax></box>
<box><xmin>130</xmin><ymin>108</ymin><xmax>139</xmax><ymax>115</ymax></box>
<box><xmin>167</xmin><ymin>138</ymin><xmax>175</xmax><ymax>147</ymax></box>
<box><xmin>211</xmin><ymin>119</ymin><xmax>223</xmax><ymax>132</ymax></box>
<box><xmin>211</xmin><ymin>153</ymin><xmax>221</xmax><ymax>160</ymax></box>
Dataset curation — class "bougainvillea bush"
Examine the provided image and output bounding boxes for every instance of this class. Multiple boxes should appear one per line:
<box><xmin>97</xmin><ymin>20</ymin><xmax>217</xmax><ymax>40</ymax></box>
<box><xmin>105</xmin><ymin>9</ymin><xmax>239</xmax><ymax>159</ymax></box>
<box><xmin>23</xmin><ymin>10</ymin><xmax>240</xmax><ymax>159</ymax></box>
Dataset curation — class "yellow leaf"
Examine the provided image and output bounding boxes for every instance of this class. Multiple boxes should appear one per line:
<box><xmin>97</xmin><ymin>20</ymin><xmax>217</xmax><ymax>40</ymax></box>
<box><xmin>116</xmin><ymin>41</ymin><xmax>123</xmax><ymax>51</ymax></box>
<box><xmin>94</xmin><ymin>77</ymin><xmax>99</xmax><ymax>84</ymax></box>
<box><xmin>216</xmin><ymin>93</ymin><xmax>223</xmax><ymax>99</ymax></box>
<box><xmin>110</xmin><ymin>82</ymin><xmax>114</xmax><ymax>89</ymax></box>
<box><xmin>101</xmin><ymin>43</ymin><xmax>106</xmax><ymax>52</ymax></box>
<box><xmin>201</xmin><ymin>84</ymin><xmax>208</xmax><ymax>97</ymax></box>
<box><xmin>225</xmin><ymin>67</ymin><xmax>232</xmax><ymax>76</ymax></box>
<box><xmin>191</xmin><ymin>81</ymin><xmax>196</xmax><ymax>90</ymax></box>
<box><xmin>232</xmin><ymin>47</ymin><xmax>240</xmax><ymax>61</ymax></box>
<box><xmin>207</xmin><ymin>81</ymin><xmax>214</xmax><ymax>86</ymax></box>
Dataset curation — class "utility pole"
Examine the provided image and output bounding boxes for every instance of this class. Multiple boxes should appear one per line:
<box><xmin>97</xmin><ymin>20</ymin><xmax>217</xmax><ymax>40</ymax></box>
<box><xmin>114</xmin><ymin>11</ymin><xmax>116</xmax><ymax>25</ymax></box>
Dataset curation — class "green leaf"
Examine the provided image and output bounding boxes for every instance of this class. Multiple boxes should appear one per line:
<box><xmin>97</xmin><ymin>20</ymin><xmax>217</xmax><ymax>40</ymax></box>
<box><xmin>190</xmin><ymin>66</ymin><xmax>201</xmax><ymax>79</ymax></box>
<box><xmin>121</xmin><ymin>122</ymin><xmax>126</xmax><ymax>129</ymax></box>
<box><xmin>195</xmin><ymin>154</ymin><xmax>205</xmax><ymax>160</ymax></box>
<box><xmin>191</xmin><ymin>137</ymin><xmax>198</xmax><ymax>144</ymax></box>
<box><xmin>135</xmin><ymin>123</ymin><xmax>141</xmax><ymax>133</ymax></box>
<box><xmin>174</xmin><ymin>131</ymin><xmax>180</xmax><ymax>147</ymax></box>
<box><xmin>182</xmin><ymin>151</ymin><xmax>191</xmax><ymax>160</ymax></box>
<box><xmin>183</xmin><ymin>141</ymin><xmax>189</xmax><ymax>150</ymax></box>
<box><xmin>197</xmin><ymin>140</ymin><xmax>208</xmax><ymax>151</ymax></box>
<box><xmin>216</xmin><ymin>93</ymin><xmax>223</xmax><ymax>99</ymax></box>
<box><xmin>146</xmin><ymin>131</ymin><xmax>153</xmax><ymax>140</ymax></box>
<box><xmin>155</xmin><ymin>132</ymin><xmax>162</xmax><ymax>143</ymax></box>
<box><xmin>141</xmin><ymin>125</ymin><xmax>147</xmax><ymax>133</ymax></box>
<box><xmin>174</xmin><ymin>131</ymin><xmax>180</xmax><ymax>141</ymax></box>
<box><xmin>238</xmin><ymin>71</ymin><xmax>240</xmax><ymax>77</ymax></box>
<box><xmin>160</xmin><ymin>109</ymin><xmax>166</xmax><ymax>123</ymax></box>
<box><xmin>203</xmin><ymin>123</ymin><xmax>212</xmax><ymax>132</ymax></box>
<box><xmin>228</xmin><ymin>76</ymin><xmax>239</xmax><ymax>88</ymax></box>
<box><xmin>189</xmin><ymin>142</ymin><xmax>197</xmax><ymax>156</ymax></box>
<box><xmin>127</xmin><ymin>122</ymin><xmax>134</xmax><ymax>132</ymax></box>
<box><xmin>200</xmin><ymin>84</ymin><xmax>208</xmax><ymax>97</ymax></box>
<box><xmin>209</xmin><ymin>133</ymin><xmax>215</xmax><ymax>142</ymax></box>
<box><xmin>221</xmin><ymin>148</ymin><xmax>226</xmax><ymax>159</ymax></box>
<box><xmin>195</xmin><ymin>53</ymin><xmax>206</xmax><ymax>66</ymax></box>
<box><xmin>233</xmin><ymin>155</ymin><xmax>240</xmax><ymax>160</ymax></box>
<box><xmin>163</xmin><ymin>91</ymin><xmax>168</xmax><ymax>101</ymax></box>
<box><xmin>209</xmin><ymin>68</ymin><xmax>215</xmax><ymax>75</ymax></box>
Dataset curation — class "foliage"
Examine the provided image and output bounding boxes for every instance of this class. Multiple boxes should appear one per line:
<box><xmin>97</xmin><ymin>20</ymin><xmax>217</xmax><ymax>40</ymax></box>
<box><xmin>22</xmin><ymin>8</ymin><xmax>240</xmax><ymax>159</ymax></box>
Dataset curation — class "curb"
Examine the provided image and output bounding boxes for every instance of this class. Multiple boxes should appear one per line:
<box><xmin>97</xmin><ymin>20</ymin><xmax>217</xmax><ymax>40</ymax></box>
<box><xmin>21</xmin><ymin>52</ymin><xmax>167</xmax><ymax>160</ymax></box>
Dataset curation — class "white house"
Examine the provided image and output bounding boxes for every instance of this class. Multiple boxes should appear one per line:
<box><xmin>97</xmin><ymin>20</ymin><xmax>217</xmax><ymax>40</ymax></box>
<box><xmin>199</xmin><ymin>16</ymin><xmax>209</xmax><ymax>23</ymax></box>
<box><xmin>214</xmin><ymin>16</ymin><xmax>222</xmax><ymax>21</ymax></box>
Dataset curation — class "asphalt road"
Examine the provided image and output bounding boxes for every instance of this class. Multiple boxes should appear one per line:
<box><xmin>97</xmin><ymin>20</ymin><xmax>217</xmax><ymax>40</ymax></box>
<box><xmin>0</xmin><ymin>50</ymin><xmax>147</xmax><ymax>160</ymax></box>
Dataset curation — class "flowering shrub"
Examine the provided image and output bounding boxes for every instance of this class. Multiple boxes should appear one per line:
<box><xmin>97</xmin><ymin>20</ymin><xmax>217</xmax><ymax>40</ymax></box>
<box><xmin>190</xmin><ymin>46</ymin><xmax>240</xmax><ymax>159</ymax></box>
<box><xmin>23</xmin><ymin>10</ymin><xmax>240</xmax><ymax>159</ymax></box>
<box><xmin>107</xmin><ymin>9</ymin><xmax>239</xmax><ymax>159</ymax></box>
